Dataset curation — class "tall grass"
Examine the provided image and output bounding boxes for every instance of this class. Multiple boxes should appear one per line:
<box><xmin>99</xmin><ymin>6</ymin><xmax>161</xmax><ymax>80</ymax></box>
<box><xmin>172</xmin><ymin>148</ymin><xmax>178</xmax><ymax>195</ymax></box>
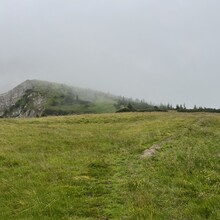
<box><xmin>0</xmin><ymin>112</ymin><xmax>219</xmax><ymax>219</ymax></box>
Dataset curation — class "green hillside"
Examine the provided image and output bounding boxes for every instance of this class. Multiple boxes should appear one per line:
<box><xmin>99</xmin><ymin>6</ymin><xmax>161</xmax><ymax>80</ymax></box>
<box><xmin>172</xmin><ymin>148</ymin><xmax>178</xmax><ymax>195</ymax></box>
<box><xmin>21</xmin><ymin>80</ymin><xmax>119</xmax><ymax>116</ymax></box>
<box><xmin>1</xmin><ymin>80</ymin><xmax>156</xmax><ymax>117</ymax></box>
<box><xmin>0</xmin><ymin>112</ymin><xmax>219</xmax><ymax>219</ymax></box>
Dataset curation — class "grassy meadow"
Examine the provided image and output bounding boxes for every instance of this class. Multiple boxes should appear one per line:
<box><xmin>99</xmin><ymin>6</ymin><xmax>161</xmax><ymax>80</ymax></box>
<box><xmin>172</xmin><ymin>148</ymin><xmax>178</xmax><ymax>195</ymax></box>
<box><xmin>0</xmin><ymin>112</ymin><xmax>219</xmax><ymax>219</ymax></box>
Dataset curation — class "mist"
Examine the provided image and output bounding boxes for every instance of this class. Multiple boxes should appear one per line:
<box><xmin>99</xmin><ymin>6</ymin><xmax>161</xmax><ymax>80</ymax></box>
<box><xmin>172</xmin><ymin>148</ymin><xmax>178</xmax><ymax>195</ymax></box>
<box><xmin>1</xmin><ymin>0</ymin><xmax>220</xmax><ymax>108</ymax></box>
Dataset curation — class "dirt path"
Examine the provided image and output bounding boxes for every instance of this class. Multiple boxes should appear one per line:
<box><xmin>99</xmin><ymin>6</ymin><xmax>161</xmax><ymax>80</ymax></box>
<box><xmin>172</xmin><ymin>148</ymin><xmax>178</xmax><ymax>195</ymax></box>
<box><xmin>140</xmin><ymin>117</ymin><xmax>205</xmax><ymax>159</ymax></box>
<box><xmin>140</xmin><ymin>136</ymin><xmax>176</xmax><ymax>159</ymax></box>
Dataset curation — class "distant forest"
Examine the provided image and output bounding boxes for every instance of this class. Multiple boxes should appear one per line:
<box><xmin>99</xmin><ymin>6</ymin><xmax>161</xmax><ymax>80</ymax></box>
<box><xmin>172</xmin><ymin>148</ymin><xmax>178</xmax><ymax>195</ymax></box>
<box><xmin>115</xmin><ymin>97</ymin><xmax>220</xmax><ymax>113</ymax></box>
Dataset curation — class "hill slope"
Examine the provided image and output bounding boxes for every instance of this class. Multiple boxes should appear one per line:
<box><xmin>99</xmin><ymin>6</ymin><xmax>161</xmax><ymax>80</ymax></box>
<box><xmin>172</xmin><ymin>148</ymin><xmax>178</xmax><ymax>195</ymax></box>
<box><xmin>0</xmin><ymin>80</ymin><xmax>156</xmax><ymax>118</ymax></box>
<box><xmin>0</xmin><ymin>80</ymin><xmax>120</xmax><ymax>117</ymax></box>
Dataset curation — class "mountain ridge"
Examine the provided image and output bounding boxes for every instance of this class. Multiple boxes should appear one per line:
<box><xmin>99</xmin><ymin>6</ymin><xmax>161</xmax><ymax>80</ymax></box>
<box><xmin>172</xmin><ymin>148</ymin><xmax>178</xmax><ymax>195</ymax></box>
<box><xmin>0</xmin><ymin>79</ymin><xmax>156</xmax><ymax>118</ymax></box>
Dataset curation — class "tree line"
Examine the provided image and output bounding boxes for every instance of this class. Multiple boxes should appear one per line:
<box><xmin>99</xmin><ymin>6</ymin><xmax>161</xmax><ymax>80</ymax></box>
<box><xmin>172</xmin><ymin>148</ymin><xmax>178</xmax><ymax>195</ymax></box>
<box><xmin>115</xmin><ymin>97</ymin><xmax>220</xmax><ymax>113</ymax></box>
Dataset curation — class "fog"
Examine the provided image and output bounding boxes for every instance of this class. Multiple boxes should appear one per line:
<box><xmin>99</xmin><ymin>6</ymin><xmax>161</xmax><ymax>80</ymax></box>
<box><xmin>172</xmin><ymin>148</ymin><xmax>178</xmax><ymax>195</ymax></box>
<box><xmin>1</xmin><ymin>0</ymin><xmax>220</xmax><ymax>108</ymax></box>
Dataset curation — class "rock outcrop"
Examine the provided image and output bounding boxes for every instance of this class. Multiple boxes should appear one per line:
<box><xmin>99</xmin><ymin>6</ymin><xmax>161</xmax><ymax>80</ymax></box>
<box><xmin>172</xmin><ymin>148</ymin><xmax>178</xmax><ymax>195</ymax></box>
<box><xmin>0</xmin><ymin>80</ymin><xmax>47</xmax><ymax>117</ymax></box>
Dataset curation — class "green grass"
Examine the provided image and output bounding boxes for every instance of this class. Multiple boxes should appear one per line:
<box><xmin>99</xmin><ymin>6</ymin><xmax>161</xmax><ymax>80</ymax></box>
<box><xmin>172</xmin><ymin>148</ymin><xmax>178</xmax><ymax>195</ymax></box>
<box><xmin>0</xmin><ymin>112</ymin><xmax>220</xmax><ymax>219</ymax></box>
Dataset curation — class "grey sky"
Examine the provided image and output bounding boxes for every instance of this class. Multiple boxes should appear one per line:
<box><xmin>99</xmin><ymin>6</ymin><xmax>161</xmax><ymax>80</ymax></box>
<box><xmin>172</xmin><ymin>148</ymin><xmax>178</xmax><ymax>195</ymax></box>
<box><xmin>1</xmin><ymin>0</ymin><xmax>220</xmax><ymax>108</ymax></box>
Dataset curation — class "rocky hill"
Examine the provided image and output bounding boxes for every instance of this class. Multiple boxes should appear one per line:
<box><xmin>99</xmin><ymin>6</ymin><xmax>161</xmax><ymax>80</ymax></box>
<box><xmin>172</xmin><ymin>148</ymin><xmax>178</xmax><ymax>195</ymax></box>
<box><xmin>0</xmin><ymin>80</ymin><xmax>118</xmax><ymax>117</ymax></box>
<box><xmin>0</xmin><ymin>80</ymin><xmax>156</xmax><ymax>118</ymax></box>
<box><xmin>0</xmin><ymin>80</ymin><xmax>44</xmax><ymax>117</ymax></box>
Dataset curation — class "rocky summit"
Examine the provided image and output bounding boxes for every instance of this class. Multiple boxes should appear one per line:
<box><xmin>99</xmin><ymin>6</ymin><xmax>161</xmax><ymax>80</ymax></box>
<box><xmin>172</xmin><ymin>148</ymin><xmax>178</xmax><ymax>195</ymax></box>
<box><xmin>0</xmin><ymin>80</ymin><xmax>46</xmax><ymax>117</ymax></box>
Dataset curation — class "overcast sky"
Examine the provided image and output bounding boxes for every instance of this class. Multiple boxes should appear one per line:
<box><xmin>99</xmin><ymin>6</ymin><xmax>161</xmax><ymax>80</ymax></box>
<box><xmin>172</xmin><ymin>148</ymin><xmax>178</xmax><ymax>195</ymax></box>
<box><xmin>0</xmin><ymin>0</ymin><xmax>220</xmax><ymax>108</ymax></box>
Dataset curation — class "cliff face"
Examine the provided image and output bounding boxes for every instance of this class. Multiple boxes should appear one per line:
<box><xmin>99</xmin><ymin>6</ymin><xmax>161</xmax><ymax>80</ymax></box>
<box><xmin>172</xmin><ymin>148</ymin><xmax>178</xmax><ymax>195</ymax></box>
<box><xmin>0</xmin><ymin>80</ymin><xmax>47</xmax><ymax>117</ymax></box>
